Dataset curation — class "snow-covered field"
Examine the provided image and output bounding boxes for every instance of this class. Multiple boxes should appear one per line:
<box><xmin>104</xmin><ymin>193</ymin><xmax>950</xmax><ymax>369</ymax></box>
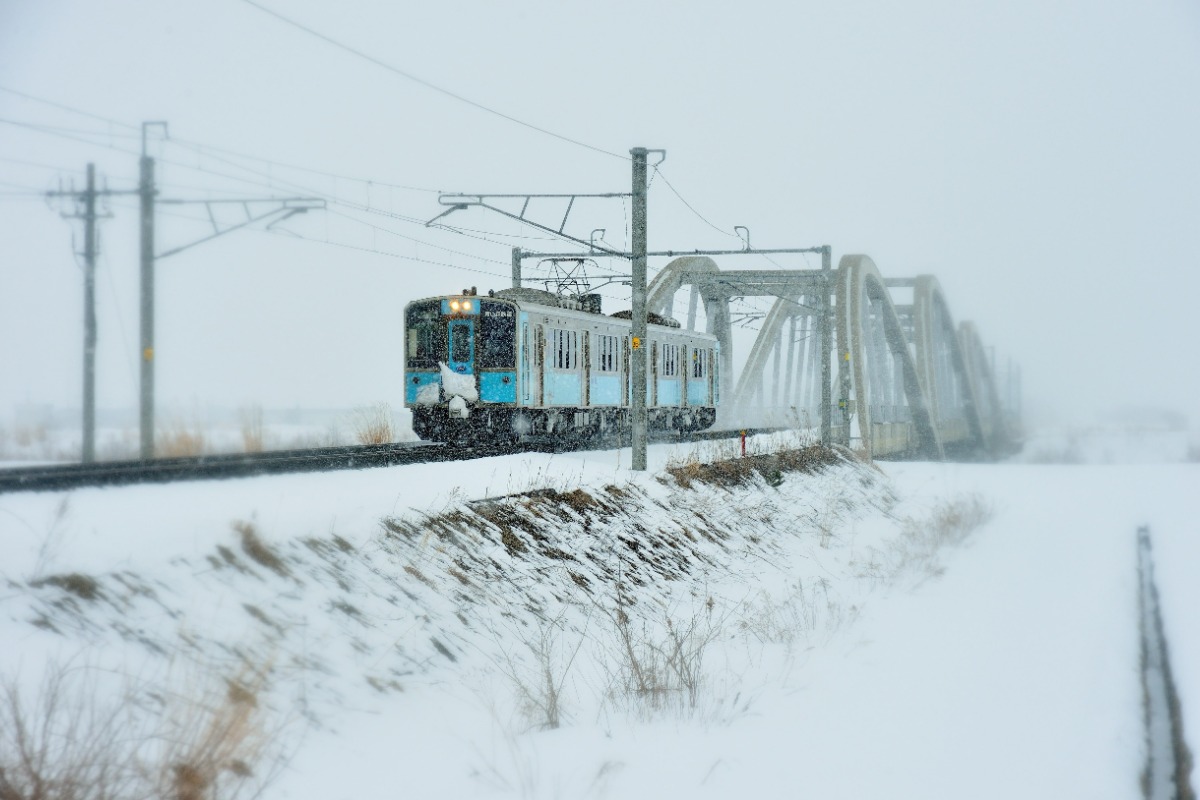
<box><xmin>1</xmin><ymin>427</ymin><xmax>1195</xmax><ymax>798</ymax></box>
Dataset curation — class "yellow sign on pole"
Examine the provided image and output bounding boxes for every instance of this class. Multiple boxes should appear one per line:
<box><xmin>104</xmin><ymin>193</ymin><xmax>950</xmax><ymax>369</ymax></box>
<box><xmin>631</xmin><ymin>336</ymin><xmax>641</xmax><ymax>350</ymax></box>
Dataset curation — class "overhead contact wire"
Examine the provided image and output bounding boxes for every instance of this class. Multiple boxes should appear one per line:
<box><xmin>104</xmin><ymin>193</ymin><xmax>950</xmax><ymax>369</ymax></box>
<box><xmin>241</xmin><ymin>0</ymin><xmax>627</xmax><ymax>161</ymax></box>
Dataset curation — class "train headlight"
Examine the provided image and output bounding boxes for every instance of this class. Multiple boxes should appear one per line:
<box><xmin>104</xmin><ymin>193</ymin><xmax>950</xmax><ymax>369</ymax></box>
<box><xmin>449</xmin><ymin>299</ymin><xmax>461</xmax><ymax>311</ymax></box>
<box><xmin>462</xmin><ymin>301</ymin><xmax>473</xmax><ymax>312</ymax></box>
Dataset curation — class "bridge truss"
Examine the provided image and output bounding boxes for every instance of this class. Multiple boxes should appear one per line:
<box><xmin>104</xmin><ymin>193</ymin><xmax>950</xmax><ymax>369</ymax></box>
<box><xmin>648</xmin><ymin>253</ymin><xmax>1019</xmax><ymax>460</ymax></box>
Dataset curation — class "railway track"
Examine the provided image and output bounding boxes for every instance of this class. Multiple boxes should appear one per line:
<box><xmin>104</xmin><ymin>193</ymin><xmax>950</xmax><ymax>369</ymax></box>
<box><xmin>0</xmin><ymin>428</ymin><xmax>776</xmax><ymax>495</ymax></box>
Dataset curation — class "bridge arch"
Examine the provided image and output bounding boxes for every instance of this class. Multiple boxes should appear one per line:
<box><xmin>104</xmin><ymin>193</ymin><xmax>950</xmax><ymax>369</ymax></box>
<box><xmin>911</xmin><ymin>276</ymin><xmax>986</xmax><ymax>454</ymax></box>
<box><xmin>958</xmin><ymin>321</ymin><xmax>1007</xmax><ymax>455</ymax></box>
<box><xmin>836</xmin><ymin>255</ymin><xmax>941</xmax><ymax>459</ymax></box>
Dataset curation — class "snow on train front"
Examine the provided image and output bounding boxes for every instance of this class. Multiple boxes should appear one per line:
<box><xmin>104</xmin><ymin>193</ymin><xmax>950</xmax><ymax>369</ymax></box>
<box><xmin>403</xmin><ymin>288</ymin><xmax>519</xmax><ymax>443</ymax></box>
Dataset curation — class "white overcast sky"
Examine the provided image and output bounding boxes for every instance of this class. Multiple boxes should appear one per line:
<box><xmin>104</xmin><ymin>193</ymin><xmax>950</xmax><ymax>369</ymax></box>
<box><xmin>2</xmin><ymin>0</ymin><xmax>1198</xmax><ymax>426</ymax></box>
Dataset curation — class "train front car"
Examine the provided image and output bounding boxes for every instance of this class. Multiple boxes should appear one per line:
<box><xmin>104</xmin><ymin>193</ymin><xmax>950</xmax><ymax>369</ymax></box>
<box><xmin>404</xmin><ymin>291</ymin><xmax>518</xmax><ymax>442</ymax></box>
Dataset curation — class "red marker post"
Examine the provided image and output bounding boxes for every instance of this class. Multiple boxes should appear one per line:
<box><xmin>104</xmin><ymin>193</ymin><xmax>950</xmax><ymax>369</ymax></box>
<box><xmin>740</xmin><ymin>430</ymin><xmax>747</xmax><ymax>458</ymax></box>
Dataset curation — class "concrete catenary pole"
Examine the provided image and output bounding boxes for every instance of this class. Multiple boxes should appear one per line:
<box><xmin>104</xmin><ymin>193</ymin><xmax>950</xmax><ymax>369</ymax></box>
<box><xmin>820</xmin><ymin>244</ymin><xmax>832</xmax><ymax>445</ymax></box>
<box><xmin>630</xmin><ymin>147</ymin><xmax>649</xmax><ymax>471</ymax></box>
<box><xmin>82</xmin><ymin>163</ymin><xmax>97</xmax><ymax>464</ymax></box>
<box><xmin>139</xmin><ymin>127</ymin><xmax>158</xmax><ymax>459</ymax></box>
<box><xmin>511</xmin><ymin>246</ymin><xmax>522</xmax><ymax>289</ymax></box>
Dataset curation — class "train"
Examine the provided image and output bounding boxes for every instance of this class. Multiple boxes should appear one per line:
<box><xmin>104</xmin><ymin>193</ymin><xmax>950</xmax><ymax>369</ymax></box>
<box><xmin>403</xmin><ymin>287</ymin><xmax>720</xmax><ymax>443</ymax></box>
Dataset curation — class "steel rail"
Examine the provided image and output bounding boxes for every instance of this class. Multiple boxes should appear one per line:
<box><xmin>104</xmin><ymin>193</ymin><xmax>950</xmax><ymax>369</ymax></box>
<box><xmin>0</xmin><ymin>428</ymin><xmax>781</xmax><ymax>496</ymax></box>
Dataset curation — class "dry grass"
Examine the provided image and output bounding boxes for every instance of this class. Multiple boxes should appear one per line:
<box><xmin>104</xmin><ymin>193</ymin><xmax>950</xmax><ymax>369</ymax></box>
<box><xmin>875</xmin><ymin>493</ymin><xmax>994</xmax><ymax>583</ymax></box>
<box><xmin>158</xmin><ymin>422</ymin><xmax>208</xmax><ymax>458</ymax></box>
<box><xmin>498</xmin><ymin>616</ymin><xmax>585</xmax><ymax>731</ymax></box>
<box><xmin>666</xmin><ymin>444</ymin><xmax>843</xmax><ymax>489</ymax></box>
<box><xmin>0</xmin><ymin>659</ymin><xmax>285</xmax><ymax>800</ymax></box>
<box><xmin>240</xmin><ymin>406</ymin><xmax>265</xmax><ymax>453</ymax></box>
<box><xmin>351</xmin><ymin>403</ymin><xmax>394</xmax><ymax>445</ymax></box>
<box><xmin>13</xmin><ymin>424</ymin><xmax>48</xmax><ymax>448</ymax></box>
<box><xmin>605</xmin><ymin>607</ymin><xmax>720</xmax><ymax>716</ymax></box>
<box><xmin>155</xmin><ymin>667</ymin><xmax>273</xmax><ymax>800</ymax></box>
<box><xmin>234</xmin><ymin>520</ymin><xmax>291</xmax><ymax>578</ymax></box>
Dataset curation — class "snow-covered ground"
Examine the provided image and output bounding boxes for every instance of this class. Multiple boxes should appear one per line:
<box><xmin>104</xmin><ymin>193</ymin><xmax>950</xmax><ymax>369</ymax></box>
<box><xmin>1</xmin><ymin>427</ymin><xmax>1196</xmax><ymax>798</ymax></box>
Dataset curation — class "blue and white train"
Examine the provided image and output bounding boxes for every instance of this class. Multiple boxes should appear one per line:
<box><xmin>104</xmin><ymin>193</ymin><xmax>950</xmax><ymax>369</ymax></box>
<box><xmin>403</xmin><ymin>287</ymin><xmax>720</xmax><ymax>443</ymax></box>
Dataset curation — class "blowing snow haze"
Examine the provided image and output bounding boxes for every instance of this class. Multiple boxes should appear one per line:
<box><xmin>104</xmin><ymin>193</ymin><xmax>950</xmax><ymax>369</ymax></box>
<box><xmin>2</xmin><ymin>0</ymin><xmax>1199</xmax><ymax>429</ymax></box>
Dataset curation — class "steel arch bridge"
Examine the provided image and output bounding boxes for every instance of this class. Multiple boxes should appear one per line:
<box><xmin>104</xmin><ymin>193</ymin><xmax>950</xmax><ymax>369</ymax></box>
<box><xmin>646</xmin><ymin>253</ymin><xmax>1019</xmax><ymax>460</ymax></box>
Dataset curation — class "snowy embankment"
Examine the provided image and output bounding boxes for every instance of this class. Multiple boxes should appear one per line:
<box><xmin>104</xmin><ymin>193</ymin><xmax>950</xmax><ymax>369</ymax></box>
<box><xmin>1</xmin><ymin>429</ymin><xmax>1196</xmax><ymax>798</ymax></box>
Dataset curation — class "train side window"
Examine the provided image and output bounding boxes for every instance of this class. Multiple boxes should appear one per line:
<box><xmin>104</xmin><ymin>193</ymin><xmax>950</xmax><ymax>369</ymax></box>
<box><xmin>551</xmin><ymin>328</ymin><xmax>578</xmax><ymax>370</ymax></box>
<box><xmin>692</xmin><ymin>347</ymin><xmax>707</xmax><ymax>378</ymax></box>
<box><xmin>661</xmin><ymin>343</ymin><xmax>679</xmax><ymax>377</ymax></box>
<box><xmin>596</xmin><ymin>334</ymin><xmax>618</xmax><ymax>373</ymax></box>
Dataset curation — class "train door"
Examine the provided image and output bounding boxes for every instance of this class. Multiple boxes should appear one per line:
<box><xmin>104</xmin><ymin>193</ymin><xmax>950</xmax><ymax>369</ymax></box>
<box><xmin>712</xmin><ymin>345</ymin><xmax>720</xmax><ymax>404</ymax></box>
<box><xmin>448</xmin><ymin>320</ymin><xmax>474</xmax><ymax>374</ymax></box>
<box><xmin>582</xmin><ymin>331</ymin><xmax>591</xmax><ymax>406</ymax></box>
<box><xmin>520</xmin><ymin>321</ymin><xmax>531</xmax><ymax>404</ymax></box>
<box><xmin>681</xmin><ymin>345</ymin><xmax>689</xmax><ymax>407</ymax></box>
<box><xmin>651</xmin><ymin>341</ymin><xmax>659</xmax><ymax>406</ymax></box>
<box><xmin>622</xmin><ymin>336</ymin><xmax>631</xmax><ymax>406</ymax></box>
<box><xmin>535</xmin><ymin>325</ymin><xmax>545</xmax><ymax>406</ymax></box>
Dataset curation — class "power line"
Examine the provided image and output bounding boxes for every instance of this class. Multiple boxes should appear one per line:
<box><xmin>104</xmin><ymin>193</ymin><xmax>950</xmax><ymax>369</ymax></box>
<box><xmin>0</xmin><ymin>117</ymin><xmax>142</xmax><ymax>156</ymax></box>
<box><xmin>0</xmin><ymin>181</ymin><xmax>49</xmax><ymax>195</ymax></box>
<box><xmin>168</xmin><ymin>136</ymin><xmax>441</xmax><ymax>194</ymax></box>
<box><xmin>0</xmin><ymin>154</ymin><xmax>86</xmax><ymax>173</ymax></box>
<box><xmin>0</xmin><ymin>120</ymin><xmax>141</xmax><ymax>139</ymax></box>
<box><xmin>0</xmin><ymin>84</ymin><xmax>140</xmax><ymax>131</ymax></box>
<box><xmin>326</xmin><ymin>208</ymin><xmax>509</xmax><ymax>267</ymax></box>
<box><xmin>2</xmin><ymin>102</ymin><xmax>579</xmax><ymax>250</ymax></box>
<box><xmin>6</xmin><ymin>103</ymin><xmax>768</xmax><ymax>284</ymax></box>
<box><xmin>258</xmin><ymin>226</ymin><xmax>511</xmax><ymax>280</ymax></box>
<box><xmin>652</xmin><ymin>165</ymin><xmax>737</xmax><ymax>239</ymax></box>
<box><xmin>152</xmin><ymin>150</ymin><xmax>569</xmax><ymax>255</ymax></box>
<box><xmin>1</xmin><ymin>83</ymin><xmax>440</xmax><ymax>194</ymax></box>
<box><xmin>241</xmin><ymin>0</ymin><xmax>627</xmax><ymax>161</ymax></box>
<box><xmin>651</xmin><ymin>164</ymin><xmax>815</xmax><ymax>271</ymax></box>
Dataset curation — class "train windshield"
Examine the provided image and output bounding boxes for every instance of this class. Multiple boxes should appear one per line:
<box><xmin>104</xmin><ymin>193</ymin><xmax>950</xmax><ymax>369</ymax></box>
<box><xmin>406</xmin><ymin>301</ymin><xmax>446</xmax><ymax>368</ymax></box>
<box><xmin>478</xmin><ymin>300</ymin><xmax>516</xmax><ymax>368</ymax></box>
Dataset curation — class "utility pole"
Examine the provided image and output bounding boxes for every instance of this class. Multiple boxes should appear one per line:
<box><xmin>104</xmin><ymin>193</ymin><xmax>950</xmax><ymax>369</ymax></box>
<box><xmin>82</xmin><ymin>164</ymin><xmax>98</xmax><ymax>463</ymax></box>
<box><xmin>511</xmin><ymin>246</ymin><xmax>522</xmax><ymax>288</ymax></box>
<box><xmin>820</xmin><ymin>245</ymin><xmax>832</xmax><ymax>445</ymax></box>
<box><xmin>132</xmin><ymin>121</ymin><xmax>320</xmax><ymax>460</ymax></box>
<box><xmin>47</xmin><ymin>163</ymin><xmax>125</xmax><ymax>463</ymax></box>
<box><xmin>139</xmin><ymin>122</ymin><xmax>164</xmax><ymax>460</ymax></box>
<box><xmin>46</xmin><ymin>123</ymin><xmax>322</xmax><ymax>462</ymax></box>
<box><xmin>630</xmin><ymin>147</ymin><xmax>649</xmax><ymax>471</ymax></box>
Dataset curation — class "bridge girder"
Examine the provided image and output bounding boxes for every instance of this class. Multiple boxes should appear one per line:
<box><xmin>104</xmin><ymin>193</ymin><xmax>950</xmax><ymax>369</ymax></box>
<box><xmin>644</xmin><ymin>253</ymin><xmax>1015</xmax><ymax>460</ymax></box>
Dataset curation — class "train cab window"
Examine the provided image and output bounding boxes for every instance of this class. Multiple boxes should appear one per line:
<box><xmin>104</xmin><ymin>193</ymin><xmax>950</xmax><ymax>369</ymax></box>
<box><xmin>405</xmin><ymin>302</ymin><xmax>445</xmax><ymax>368</ymax></box>
<box><xmin>595</xmin><ymin>334</ymin><xmax>619</xmax><ymax>373</ymax></box>
<box><xmin>692</xmin><ymin>347</ymin><xmax>708</xmax><ymax>378</ymax></box>
<box><xmin>551</xmin><ymin>328</ymin><xmax>578</xmax><ymax>370</ymax></box>
<box><xmin>478</xmin><ymin>301</ymin><xmax>516</xmax><ymax>368</ymax></box>
<box><xmin>450</xmin><ymin>323</ymin><xmax>472</xmax><ymax>363</ymax></box>
<box><xmin>661</xmin><ymin>343</ymin><xmax>679</xmax><ymax>377</ymax></box>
